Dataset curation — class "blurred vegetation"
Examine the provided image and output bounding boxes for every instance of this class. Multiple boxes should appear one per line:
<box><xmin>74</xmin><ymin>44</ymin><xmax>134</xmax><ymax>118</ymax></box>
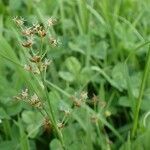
<box><xmin>0</xmin><ymin>0</ymin><xmax>150</xmax><ymax>150</ymax></box>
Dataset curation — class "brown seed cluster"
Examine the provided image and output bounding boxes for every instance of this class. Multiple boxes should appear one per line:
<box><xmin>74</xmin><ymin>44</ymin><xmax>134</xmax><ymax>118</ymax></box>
<box><xmin>49</xmin><ymin>37</ymin><xmax>59</xmax><ymax>47</ymax></box>
<box><xmin>22</xmin><ymin>38</ymin><xmax>33</xmax><ymax>48</ymax></box>
<box><xmin>24</xmin><ymin>58</ymin><xmax>52</xmax><ymax>74</ymax></box>
<box><xmin>47</xmin><ymin>17</ymin><xmax>57</xmax><ymax>27</ymax></box>
<box><xmin>14</xmin><ymin>89</ymin><xmax>42</xmax><ymax>109</ymax></box>
<box><xmin>43</xmin><ymin>117</ymin><xmax>51</xmax><ymax>133</ymax></box>
<box><xmin>30</xmin><ymin>55</ymin><xmax>41</xmax><ymax>63</ymax></box>
<box><xmin>13</xmin><ymin>16</ymin><xmax>59</xmax><ymax>48</ymax></box>
<box><xmin>57</xmin><ymin>122</ymin><xmax>64</xmax><ymax>129</ymax></box>
<box><xmin>70</xmin><ymin>92</ymin><xmax>87</xmax><ymax>107</ymax></box>
<box><xmin>13</xmin><ymin>16</ymin><xmax>59</xmax><ymax>74</ymax></box>
<box><xmin>29</xmin><ymin>94</ymin><xmax>42</xmax><ymax>108</ymax></box>
<box><xmin>13</xmin><ymin>16</ymin><xmax>25</xmax><ymax>27</ymax></box>
<box><xmin>59</xmin><ymin>108</ymin><xmax>70</xmax><ymax>116</ymax></box>
<box><xmin>38</xmin><ymin>29</ymin><xmax>47</xmax><ymax>37</ymax></box>
<box><xmin>22</xmin><ymin>27</ymin><xmax>34</xmax><ymax>36</ymax></box>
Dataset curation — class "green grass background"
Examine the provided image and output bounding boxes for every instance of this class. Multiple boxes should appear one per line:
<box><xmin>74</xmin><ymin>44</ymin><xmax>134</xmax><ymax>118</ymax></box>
<box><xmin>0</xmin><ymin>0</ymin><xmax>150</xmax><ymax>150</ymax></box>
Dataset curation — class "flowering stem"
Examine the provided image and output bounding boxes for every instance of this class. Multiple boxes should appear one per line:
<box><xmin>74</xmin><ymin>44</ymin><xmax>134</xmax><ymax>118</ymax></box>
<box><xmin>40</xmin><ymin>71</ymin><xmax>65</xmax><ymax>149</ymax></box>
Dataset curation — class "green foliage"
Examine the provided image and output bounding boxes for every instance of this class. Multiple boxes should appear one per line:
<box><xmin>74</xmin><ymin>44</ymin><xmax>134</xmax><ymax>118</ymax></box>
<box><xmin>21</xmin><ymin>110</ymin><xmax>44</xmax><ymax>138</ymax></box>
<box><xmin>0</xmin><ymin>0</ymin><xmax>150</xmax><ymax>149</ymax></box>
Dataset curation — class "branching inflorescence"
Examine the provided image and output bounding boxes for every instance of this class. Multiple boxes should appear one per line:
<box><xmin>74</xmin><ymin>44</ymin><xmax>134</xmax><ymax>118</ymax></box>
<box><xmin>13</xmin><ymin>16</ymin><xmax>66</xmax><ymax>149</ymax></box>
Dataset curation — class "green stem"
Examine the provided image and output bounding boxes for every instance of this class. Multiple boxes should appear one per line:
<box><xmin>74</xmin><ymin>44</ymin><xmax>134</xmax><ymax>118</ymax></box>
<box><xmin>40</xmin><ymin>72</ymin><xmax>65</xmax><ymax>149</ymax></box>
<box><xmin>40</xmin><ymin>38</ymin><xmax>44</xmax><ymax>56</ymax></box>
<box><xmin>132</xmin><ymin>46</ymin><xmax>150</xmax><ymax>138</ymax></box>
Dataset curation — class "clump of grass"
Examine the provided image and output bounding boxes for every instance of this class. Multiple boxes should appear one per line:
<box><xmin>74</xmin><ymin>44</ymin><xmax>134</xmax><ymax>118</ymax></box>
<box><xmin>1</xmin><ymin>0</ymin><xmax>150</xmax><ymax>149</ymax></box>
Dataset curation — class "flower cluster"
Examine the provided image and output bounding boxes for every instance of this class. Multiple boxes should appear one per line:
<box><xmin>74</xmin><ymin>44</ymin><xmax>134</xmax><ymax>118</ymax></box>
<box><xmin>43</xmin><ymin>117</ymin><xmax>51</xmax><ymax>133</ymax></box>
<box><xmin>14</xmin><ymin>89</ymin><xmax>42</xmax><ymax>109</ymax></box>
<box><xmin>24</xmin><ymin>58</ymin><xmax>52</xmax><ymax>74</ymax></box>
<box><xmin>70</xmin><ymin>92</ymin><xmax>88</xmax><ymax>107</ymax></box>
<box><xmin>13</xmin><ymin>16</ymin><xmax>59</xmax><ymax>74</ymax></box>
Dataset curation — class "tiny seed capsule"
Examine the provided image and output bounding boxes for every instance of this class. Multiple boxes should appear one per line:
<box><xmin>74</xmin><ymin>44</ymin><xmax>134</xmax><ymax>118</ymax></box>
<box><xmin>30</xmin><ymin>55</ymin><xmax>41</xmax><ymax>63</ymax></box>
<box><xmin>22</xmin><ymin>40</ymin><xmax>33</xmax><ymax>48</ymax></box>
<box><xmin>38</xmin><ymin>30</ymin><xmax>46</xmax><ymax>37</ymax></box>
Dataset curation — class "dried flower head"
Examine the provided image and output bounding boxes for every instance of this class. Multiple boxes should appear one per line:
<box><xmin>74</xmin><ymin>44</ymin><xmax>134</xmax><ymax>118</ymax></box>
<box><xmin>41</xmin><ymin>59</ymin><xmax>52</xmax><ymax>70</ymax></box>
<box><xmin>43</xmin><ymin>117</ymin><xmax>51</xmax><ymax>133</ymax></box>
<box><xmin>30</xmin><ymin>93</ymin><xmax>38</xmax><ymax>101</ymax></box>
<box><xmin>24</xmin><ymin>64</ymin><xmax>32</xmax><ymax>72</ymax></box>
<box><xmin>32</xmin><ymin>23</ymin><xmax>41</xmax><ymax>32</ymax></box>
<box><xmin>44</xmin><ymin>59</ymin><xmax>51</xmax><ymax>66</ymax></box>
<box><xmin>21</xmin><ymin>89</ymin><xmax>29</xmax><ymax>99</ymax></box>
<box><xmin>29</xmin><ymin>94</ymin><xmax>42</xmax><ymax>108</ymax></box>
<box><xmin>38</xmin><ymin>29</ymin><xmax>46</xmax><ymax>37</ymax></box>
<box><xmin>70</xmin><ymin>96</ymin><xmax>81</xmax><ymax>107</ymax></box>
<box><xmin>80</xmin><ymin>92</ymin><xmax>88</xmax><ymax>100</ymax></box>
<box><xmin>22</xmin><ymin>27</ymin><xmax>34</xmax><ymax>36</ymax></box>
<box><xmin>22</xmin><ymin>39</ymin><xmax>33</xmax><ymax>48</ymax></box>
<box><xmin>30</xmin><ymin>55</ymin><xmax>41</xmax><ymax>63</ymax></box>
<box><xmin>47</xmin><ymin>17</ymin><xmax>57</xmax><ymax>27</ymax></box>
<box><xmin>49</xmin><ymin>37</ymin><xmax>59</xmax><ymax>47</ymax></box>
<box><xmin>24</xmin><ymin>64</ymin><xmax>40</xmax><ymax>74</ymax></box>
<box><xmin>32</xmin><ymin>66</ymin><xmax>40</xmax><ymax>74</ymax></box>
<box><xmin>57</xmin><ymin>122</ymin><xmax>64</xmax><ymax>129</ymax></box>
<box><xmin>13</xmin><ymin>88</ymin><xmax>29</xmax><ymax>102</ymax></box>
<box><xmin>59</xmin><ymin>107</ymin><xmax>70</xmax><ymax>116</ymax></box>
<box><xmin>74</xmin><ymin>100</ymin><xmax>81</xmax><ymax>107</ymax></box>
<box><xmin>13</xmin><ymin>16</ymin><xmax>25</xmax><ymax>27</ymax></box>
<box><xmin>64</xmin><ymin>110</ymin><xmax>70</xmax><ymax>116</ymax></box>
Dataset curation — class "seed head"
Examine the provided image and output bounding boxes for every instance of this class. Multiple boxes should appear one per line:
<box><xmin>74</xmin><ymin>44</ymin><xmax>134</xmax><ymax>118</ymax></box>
<box><xmin>71</xmin><ymin>96</ymin><xmax>81</xmax><ymax>107</ymax></box>
<box><xmin>30</xmin><ymin>55</ymin><xmax>41</xmax><ymax>63</ymax></box>
<box><xmin>44</xmin><ymin>59</ymin><xmax>51</xmax><ymax>66</ymax></box>
<box><xmin>64</xmin><ymin>110</ymin><xmax>70</xmax><ymax>116</ymax></box>
<box><xmin>49</xmin><ymin>37</ymin><xmax>58</xmax><ymax>47</ymax></box>
<box><xmin>22</xmin><ymin>27</ymin><xmax>34</xmax><ymax>36</ymax></box>
<box><xmin>38</xmin><ymin>29</ymin><xmax>46</xmax><ymax>37</ymax></box>
<box><xmin>31</xmin><ymin>94</ymin><xmax>38</xmax><ymax>101</ymax></box>
<box><xmin>29</xmin><ymin>94</ymin><xmax>42</xmax><ymax>108</ymax></box>
<box><xmin>41</xmin><ymin>59</ymin><xmax>52</xmax><ymax>70</ymax></box>
<box><xmin>13</xmin><ymin>88</ymin><xmax>29</xmax><ymax>102</ymax></box>
<box><xmin>24</xmin><ymin>64</ymin><xmax>32</xmax><ymax>72</ymax></box>
<box><xmin>80</xmin><ymin>92</ymin><xmax>88</xmax><ymax>100</ymax></box>
<box><xmin>59</xmin><ymin>107</ymin><xmax>70</xmax><ymax>116</ymax></box>
<box><xmin>21</xmin><ymin>89</ymin><xmax>29</xmax><ymax>99</ymax></box>
<box><xmin>43</xmin><ymin>117</ymin><xmax>51</xmax><ymax>133</ymax></box>
<box><xmin>47</xmin><ymin>17</ymin><xmax>57</xmax><ymax>27</ymax></box>
<box><xmin>32</xmin><ymin>23</ymin><xmax>41</xmax><ymax>32</ymax></box>
<box><xmin>32</xmin><ymin>67</ymin><xmax>40</xmax><ymax>74</ymax></box>
<box><xmin>13</xmin><ymin>16</ymin><xmax>25</xmax><ymax>27</ymax></box>
<box><xmin>57</xmin><ymin>122</ymin><xmax>64</xmax><ymax>129</ymax></box>
<box><xmin>22</xmin><ymin>39</ymin><xmax>33</xmax><ymax>48</ymax></box>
